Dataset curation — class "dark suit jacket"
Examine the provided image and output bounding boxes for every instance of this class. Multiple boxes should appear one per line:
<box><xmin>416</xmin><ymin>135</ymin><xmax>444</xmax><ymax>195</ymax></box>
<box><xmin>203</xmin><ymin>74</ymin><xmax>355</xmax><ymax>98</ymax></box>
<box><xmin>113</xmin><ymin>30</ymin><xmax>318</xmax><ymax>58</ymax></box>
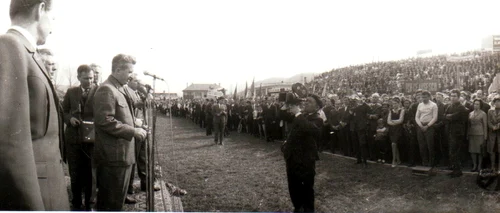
<box><xmin>62</xmin><ymin>85</ymin><xmax>97</xmax><ymax>144</ymax></box>
<box><xmin>93</xmin><ymin>76</ymin><xmax>136</xmax><ymax>167</ymax></box>
<box><xmin>212</xmin><ymin>103</ymin><xmax>227</xmax><ymax>123</ymax></box>
<box><xmin>368</xmin><ymin>103</ymin><xmax>382</xmax><ymax>131</ymax></box>
<box><xmin>326</xmin><ymin>107</ymin><xmax>341</xmax><ymax>128</ymax></box>
<box><xmin>0</xmin><ymin>30</ymin><xmax>69</xmax><ymax>210</ymax></box>
<box><xmin>283</xmin><ymin>113</ymin><xmax>322</xmax><ymax>166</ymax></box>
<box><xmin>353</xmin><ymin>103</ymin><xmax>371</xmax><ymax>131</ymax></box>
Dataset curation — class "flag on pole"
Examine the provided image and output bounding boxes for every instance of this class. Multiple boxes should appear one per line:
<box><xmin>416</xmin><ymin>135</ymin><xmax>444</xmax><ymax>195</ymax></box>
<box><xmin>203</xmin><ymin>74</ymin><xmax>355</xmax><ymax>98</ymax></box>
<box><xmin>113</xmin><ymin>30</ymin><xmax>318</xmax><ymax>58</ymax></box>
<box><xmin>244</xmin><ymin>81</ymin><xmax>248</xmax><ymax>98</ymax></box>
<box><xmin>250</xmin><ymin>77</ymin><xmax>255</xmax><ymax>98</ymax></box>
<box><xmin>233</xmin><ymin>84</ymin><xmax>238</xmax><ymax>100</ymax></box>
<box><xmin>259</xmin><ymin>83</ymin><xmax>262</xmax><ymax>97</ymax></box>
<box><xmin>312</xmin><ymin>83</ymin><xmax>316</xmax><ymax>94</ymax></box>
<box><xmin>321</xmin><ymin>81</ymin><xmax>328</xmax><ymax>97</ymax></box>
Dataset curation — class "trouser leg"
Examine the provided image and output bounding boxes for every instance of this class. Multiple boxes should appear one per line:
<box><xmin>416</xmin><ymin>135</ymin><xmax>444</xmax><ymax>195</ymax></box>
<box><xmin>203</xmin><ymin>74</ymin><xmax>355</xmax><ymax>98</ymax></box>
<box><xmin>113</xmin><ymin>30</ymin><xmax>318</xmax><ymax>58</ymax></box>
<box><xmin>96</xmin><ymin>165</ymin><xmax>133</xmax><ymax>211</ymax></box>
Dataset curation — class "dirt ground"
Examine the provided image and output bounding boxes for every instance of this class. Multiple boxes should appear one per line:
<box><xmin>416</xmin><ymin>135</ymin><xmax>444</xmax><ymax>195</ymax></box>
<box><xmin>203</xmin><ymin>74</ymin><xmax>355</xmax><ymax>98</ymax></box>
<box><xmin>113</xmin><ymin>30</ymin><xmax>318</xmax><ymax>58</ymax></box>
<box><xmin>155</xmin><ymin>115</ymin><xmax>500</xmax><ymax>213</ymax></box>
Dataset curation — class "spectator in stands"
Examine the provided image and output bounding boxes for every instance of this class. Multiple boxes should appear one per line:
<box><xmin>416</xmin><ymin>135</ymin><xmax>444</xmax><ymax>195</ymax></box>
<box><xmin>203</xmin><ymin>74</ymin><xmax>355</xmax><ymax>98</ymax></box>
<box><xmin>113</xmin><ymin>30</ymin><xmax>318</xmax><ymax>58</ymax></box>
<box><xmin>415</xmin><ymin>90</ymin><xmax>438</xmax><ymax>168</ymax></box>
<box><xmin>468</xmin><ymin>99</ymin><xmax>487</xmax><ymax>172</ymax></box>
<box><xmin>374</xmin><ymin>117</ymin><xmax>389</xmax><ymax>163</ymax></box>
<box><xmin>445</xmin><ymin>89</ymin><xmax>469</xmax><ymax>178</ymax></box>
<box><xmin>387</xmin><ymin>97</ymin><xmax>404</xmax><ymax>167</ymax></box>
<box><xmin>487</xmin><ymin>95</ymin><xmax>500</xmax><ymax>171</ymax></box>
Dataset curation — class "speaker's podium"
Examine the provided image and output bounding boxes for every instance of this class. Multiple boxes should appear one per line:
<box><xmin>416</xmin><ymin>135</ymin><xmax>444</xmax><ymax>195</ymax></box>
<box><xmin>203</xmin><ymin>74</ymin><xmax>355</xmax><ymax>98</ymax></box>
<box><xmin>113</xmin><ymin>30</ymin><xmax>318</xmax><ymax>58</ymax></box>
<box><xmin>412</xmin><ymin>166</ymin><xmax>437</xmax><ymax>176</ymax></box>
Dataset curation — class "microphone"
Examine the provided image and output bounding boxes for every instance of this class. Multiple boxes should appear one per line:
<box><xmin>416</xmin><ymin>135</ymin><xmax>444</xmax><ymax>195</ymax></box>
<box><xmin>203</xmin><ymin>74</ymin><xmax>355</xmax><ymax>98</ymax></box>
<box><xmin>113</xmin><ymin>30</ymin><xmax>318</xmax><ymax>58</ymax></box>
<box><xmin>143</xmin><ymin>71</ymin><xmax>165</xmax><ymax>81</ymax></box>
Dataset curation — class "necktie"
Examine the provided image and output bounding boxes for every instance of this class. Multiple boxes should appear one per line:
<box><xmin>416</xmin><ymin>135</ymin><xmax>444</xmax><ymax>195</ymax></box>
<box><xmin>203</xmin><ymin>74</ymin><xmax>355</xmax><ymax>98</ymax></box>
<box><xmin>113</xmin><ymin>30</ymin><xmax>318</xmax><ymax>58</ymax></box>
<box><xmin>82</xmin><ymin>88</ymin><xmax>90</xmax><ymax>103</ymax></box>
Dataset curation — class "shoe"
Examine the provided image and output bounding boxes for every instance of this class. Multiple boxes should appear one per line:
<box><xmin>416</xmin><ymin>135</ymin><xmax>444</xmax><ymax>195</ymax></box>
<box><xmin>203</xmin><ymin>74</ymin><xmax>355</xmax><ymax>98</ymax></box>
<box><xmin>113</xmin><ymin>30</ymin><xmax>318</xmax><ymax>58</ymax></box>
<box><xmin>125</xmin><ymin>196</ymin><xmax>137</xmax><ymax>204</ymax></box>
<box><xmin>471</xmin><ymin>168</ymin><xmax>478</xmax><ymax>172</ymax></box>
<box><xmin>154</xmin><ymin>183</ymin><xmax>161</xmax><ymax>191</ymax></box>
<box><xmin>381</xmin><ymin>160</ymin><xmax>385</xmax><ymax>164</ymax></box>
<box><xmin>392</xmin><ymin>164</ymin><xmax>396</xmax><ymax>168</ymax></box>
<box><xmin>172</xmin><ymin>188</ymin><xmax>188</xmax><ymax>196</ymax></box>
<box><xmin>407</xmin><ymin>163</ymin><xmax>416</xmax><ymax>167</ymax></box>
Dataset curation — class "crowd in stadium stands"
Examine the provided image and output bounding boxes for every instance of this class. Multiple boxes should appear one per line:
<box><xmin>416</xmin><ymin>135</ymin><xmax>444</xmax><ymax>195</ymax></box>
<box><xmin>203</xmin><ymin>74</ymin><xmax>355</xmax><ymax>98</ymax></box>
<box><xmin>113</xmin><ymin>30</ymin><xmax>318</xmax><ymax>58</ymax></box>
<box><xmin>159</xmin><ymin>51</ymin><xmax>500</xmax><ymax>177</ymax></box>
<box><xmin>306</xmin><ymin>51</ymin><xmax>500</xmax><ymax>96</ymax></box>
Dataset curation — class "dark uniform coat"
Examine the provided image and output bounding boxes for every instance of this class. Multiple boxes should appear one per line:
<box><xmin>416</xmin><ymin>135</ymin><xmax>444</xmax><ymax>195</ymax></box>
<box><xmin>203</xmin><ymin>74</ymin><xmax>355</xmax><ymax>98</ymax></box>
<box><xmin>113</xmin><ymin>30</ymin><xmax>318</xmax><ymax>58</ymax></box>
<box><xmin>93</xmin><ymin>76</ymin><xmax>137</xmax><ymax>210</ymax></box>
<box><xmin>0</xmin><ymin>29</ymin><xmax>69</xmax><ymax>210</ymax></box>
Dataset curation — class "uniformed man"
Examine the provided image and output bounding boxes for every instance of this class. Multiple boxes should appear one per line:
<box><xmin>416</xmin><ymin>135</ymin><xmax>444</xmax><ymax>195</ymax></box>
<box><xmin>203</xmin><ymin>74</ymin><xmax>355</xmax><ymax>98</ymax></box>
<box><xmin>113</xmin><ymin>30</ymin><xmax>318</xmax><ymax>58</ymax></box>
<box><xmin>62</xmin><ymin>65</ymin><xmax>97</xmax><ymax>210</ymax></box>
<box><xmin>281</xmin><ymin>93</ymin><xmax>323</xmax><ymax>212</ymax></box>
<box><xmin>93</xmin><ymin>54</ymin><xmax>147</xmax><ymax>211</ymax></box>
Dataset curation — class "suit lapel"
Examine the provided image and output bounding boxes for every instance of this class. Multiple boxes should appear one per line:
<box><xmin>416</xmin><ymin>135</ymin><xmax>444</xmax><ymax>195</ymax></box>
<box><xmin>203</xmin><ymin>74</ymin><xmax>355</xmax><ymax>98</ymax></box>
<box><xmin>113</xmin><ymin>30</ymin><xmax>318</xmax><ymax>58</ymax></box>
<box><xmin>8</xmin><ymin>30</ymin><xmax>60</xmax><ymax>105</ymax></box>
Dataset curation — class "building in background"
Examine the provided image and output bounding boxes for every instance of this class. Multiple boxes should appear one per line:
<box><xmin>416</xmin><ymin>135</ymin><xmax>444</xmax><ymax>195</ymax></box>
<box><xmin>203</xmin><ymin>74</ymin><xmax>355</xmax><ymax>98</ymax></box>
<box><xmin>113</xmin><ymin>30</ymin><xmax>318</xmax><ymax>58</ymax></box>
<box><xmin>182</xmin><ymin>83</ymin><xmax>223</xmax><ymax>100</ymax></box>
<box><xmin>154</xmin><ymin>92</ymin><xmax>179</xmax><ymax>100</ymax></box>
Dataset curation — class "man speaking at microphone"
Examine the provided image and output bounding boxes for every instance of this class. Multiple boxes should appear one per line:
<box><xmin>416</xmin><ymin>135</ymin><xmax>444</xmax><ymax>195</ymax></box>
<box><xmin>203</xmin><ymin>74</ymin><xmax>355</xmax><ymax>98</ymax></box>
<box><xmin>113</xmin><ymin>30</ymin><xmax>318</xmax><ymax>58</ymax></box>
<box><xmin>93</xmin><ymin>54</ymin><xmax>147</xmax><ymax>210</ymax></box>
<box><xmin>126</xmin><ymin>73</ymin><xmax>160</xmax><ymax>199</ymax></box>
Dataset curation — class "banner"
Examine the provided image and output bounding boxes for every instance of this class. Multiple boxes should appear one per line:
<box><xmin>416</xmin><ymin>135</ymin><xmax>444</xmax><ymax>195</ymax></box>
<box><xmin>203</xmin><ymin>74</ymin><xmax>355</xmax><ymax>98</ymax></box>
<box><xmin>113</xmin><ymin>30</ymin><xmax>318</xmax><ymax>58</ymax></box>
<box><xmin>403</xmin><ymin>80</ymin><xmax>439</xmax><ymax>94</ymax></box>
<box><xmin>417</xmin><ymin>49</ymin><xmax>432</xmax><ymax>55</ymax></box>
<box><xmin>494</xmin><ymin>35</ymin><xmax>500</xmax><ymax>52</ymax></box>
<box><xmin>446</xmin><ymin>55</ymin><xmax>477</xmax><ymax>62</ymax></box>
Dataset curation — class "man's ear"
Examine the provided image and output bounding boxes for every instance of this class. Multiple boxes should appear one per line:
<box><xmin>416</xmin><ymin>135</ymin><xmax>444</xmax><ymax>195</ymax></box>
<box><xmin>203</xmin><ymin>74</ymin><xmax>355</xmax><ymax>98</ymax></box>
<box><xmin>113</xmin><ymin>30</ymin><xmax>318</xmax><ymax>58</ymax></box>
<box><xmin>35</xmin><ymin>2</ymin><xmax>47</xmax><ymax>21</ymax></box>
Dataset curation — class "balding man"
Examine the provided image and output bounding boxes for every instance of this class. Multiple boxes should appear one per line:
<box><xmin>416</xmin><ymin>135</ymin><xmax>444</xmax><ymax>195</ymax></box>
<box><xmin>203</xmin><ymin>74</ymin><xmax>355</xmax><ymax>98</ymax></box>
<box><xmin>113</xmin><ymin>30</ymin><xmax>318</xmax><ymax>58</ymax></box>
<box><xmin>90</xmin><ymin>63</ymin><xmax>102</xmax><ymax>85</ymax></box>
<box><xmin>0</xmin><ymin>0</ymin><xmax>69</xmax><ymax>210</ymax></box>
<box><xmin>38</xmin><ymin>48</ymin><xmax>57</xmax><ymax>82</ymax></box>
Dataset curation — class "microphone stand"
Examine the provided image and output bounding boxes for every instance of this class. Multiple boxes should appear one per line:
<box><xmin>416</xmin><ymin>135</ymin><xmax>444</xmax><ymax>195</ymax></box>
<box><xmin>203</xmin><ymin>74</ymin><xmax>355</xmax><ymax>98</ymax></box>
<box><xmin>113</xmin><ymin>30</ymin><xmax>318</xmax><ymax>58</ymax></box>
<box><xmin>144</xmin><ymin>74</ymin><xmax>161</xmax><ymax>212</ymax></box>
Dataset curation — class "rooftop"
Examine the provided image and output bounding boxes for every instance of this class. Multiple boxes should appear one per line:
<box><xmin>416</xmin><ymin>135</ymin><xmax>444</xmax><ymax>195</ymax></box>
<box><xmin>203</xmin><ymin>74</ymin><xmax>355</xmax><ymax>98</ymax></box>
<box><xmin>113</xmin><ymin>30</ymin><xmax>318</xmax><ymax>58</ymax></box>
<box><xmin>183</xmin><ymin>83</ymin><xmax>221</xmax><ymax>91</ymax></box>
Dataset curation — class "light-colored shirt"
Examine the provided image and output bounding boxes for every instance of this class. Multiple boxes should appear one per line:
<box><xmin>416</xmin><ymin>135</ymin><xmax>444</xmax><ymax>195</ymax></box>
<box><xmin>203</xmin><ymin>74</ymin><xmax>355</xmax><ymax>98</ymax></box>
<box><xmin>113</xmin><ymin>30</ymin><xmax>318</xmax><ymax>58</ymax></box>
<box><xmin>9</xmin><ymin>26</ymin><xmax>37</xmax><ymax>49</ymax></box>
<box><xmin>415</xmin><ymin>101</ymin><xmax>438</xmax><ymax>126</ymax></box>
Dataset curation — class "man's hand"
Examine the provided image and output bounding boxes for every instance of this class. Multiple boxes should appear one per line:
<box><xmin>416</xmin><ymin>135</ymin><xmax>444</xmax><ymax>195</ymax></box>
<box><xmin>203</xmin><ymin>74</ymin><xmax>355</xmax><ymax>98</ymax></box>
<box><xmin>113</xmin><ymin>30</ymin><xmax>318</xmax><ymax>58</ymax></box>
<box><xmin>134</xmin><ymin>118</ymin><xmax>143</xmax><ymax>128</ymax></box>
<box><xmin>70</xmin><ymin>117</ymin><xmax>81</xmax><ymax>127</ymax></box>
<box><xmin>134</xmin><ymin>128</ymin><xmax>147</xmax><ymax>141</ymax></box>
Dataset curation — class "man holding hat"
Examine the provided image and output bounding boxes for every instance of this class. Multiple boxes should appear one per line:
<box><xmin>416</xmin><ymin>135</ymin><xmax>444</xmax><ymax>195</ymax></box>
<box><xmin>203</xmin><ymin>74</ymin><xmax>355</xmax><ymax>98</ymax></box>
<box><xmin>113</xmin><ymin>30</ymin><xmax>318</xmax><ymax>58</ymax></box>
<box><xmin>213</xmin><ymin>97</ymin><xmax>228</xmax><ymax>145</ymax></box>
<box><xmin>281</xmin><ymin>93</ymin><xmax>323</xmax><ymax>212</ymax></box>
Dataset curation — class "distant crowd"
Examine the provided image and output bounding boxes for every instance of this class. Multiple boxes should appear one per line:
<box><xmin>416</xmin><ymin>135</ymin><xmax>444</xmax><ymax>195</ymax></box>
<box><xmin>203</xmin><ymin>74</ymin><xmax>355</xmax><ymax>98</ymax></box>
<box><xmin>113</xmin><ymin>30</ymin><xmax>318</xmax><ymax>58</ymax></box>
<box><xmin>306</xmin><ymin>51</ymin><xmax>500</xmax><ymax>96</ymax></box>
<box><xmin>160</xmin><ymin>51</ymin><xmax>500</xmax><ymax>177</ymax></box>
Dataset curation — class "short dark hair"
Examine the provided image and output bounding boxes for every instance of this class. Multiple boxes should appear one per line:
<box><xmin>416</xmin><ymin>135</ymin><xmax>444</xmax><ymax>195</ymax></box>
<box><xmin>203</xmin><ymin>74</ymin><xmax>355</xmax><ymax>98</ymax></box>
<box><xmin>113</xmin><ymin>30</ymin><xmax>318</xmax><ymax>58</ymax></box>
<box><xmin>111</xmin><ymin>54</ymin><xmax>136</xmax><ymax>73</ymax></box>
<box><xmin>77</xmin><ymin>64</ymin><xmax>93</xmax><ymax>77</ymax></box>
<box><xmin>473</xmin><ymin>99</ymin><xmax>483</xmax><ymax>109</ymax></box>
<box><xmin>450</xmin><ymin>89</ymin><xmax>461</xmax><ymax>98</ymax></box>
<box><xmin>10</xmin><ymin>0</ymin><xmax>52</xmax><ymax>20</ymax></box>
<box><xmin>421</xmin><ymin>90</ymin><xmax>431</xmax><ymax>97</ymax></box>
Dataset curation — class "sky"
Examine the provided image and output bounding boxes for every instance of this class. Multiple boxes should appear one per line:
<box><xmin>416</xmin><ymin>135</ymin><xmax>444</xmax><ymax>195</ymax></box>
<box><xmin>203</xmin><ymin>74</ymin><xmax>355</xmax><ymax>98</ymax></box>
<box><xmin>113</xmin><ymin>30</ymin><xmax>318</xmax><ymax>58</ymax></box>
<box><xmin>1</xmin><ymin>0</ymin><xmax>499</xmax><ymax>94</ymax></box>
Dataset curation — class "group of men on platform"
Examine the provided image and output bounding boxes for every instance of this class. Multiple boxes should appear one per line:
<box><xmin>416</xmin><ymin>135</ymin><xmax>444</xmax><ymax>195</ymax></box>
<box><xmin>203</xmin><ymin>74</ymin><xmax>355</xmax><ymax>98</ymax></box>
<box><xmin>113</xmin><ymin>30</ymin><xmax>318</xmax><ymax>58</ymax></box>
<box><xmin>0</xmin><ymin>1</ymin><xmax>161</xmax><ymax>210</ymax></box>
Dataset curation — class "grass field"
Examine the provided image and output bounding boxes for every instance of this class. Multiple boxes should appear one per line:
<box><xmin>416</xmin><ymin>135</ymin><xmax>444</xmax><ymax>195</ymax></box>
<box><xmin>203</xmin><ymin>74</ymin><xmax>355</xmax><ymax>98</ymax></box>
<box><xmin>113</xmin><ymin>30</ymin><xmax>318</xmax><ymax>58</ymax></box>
<box><xmin>156</xmin><ymin>115</ymin><xmax>500</xmax><ymax>212</ymax></box>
